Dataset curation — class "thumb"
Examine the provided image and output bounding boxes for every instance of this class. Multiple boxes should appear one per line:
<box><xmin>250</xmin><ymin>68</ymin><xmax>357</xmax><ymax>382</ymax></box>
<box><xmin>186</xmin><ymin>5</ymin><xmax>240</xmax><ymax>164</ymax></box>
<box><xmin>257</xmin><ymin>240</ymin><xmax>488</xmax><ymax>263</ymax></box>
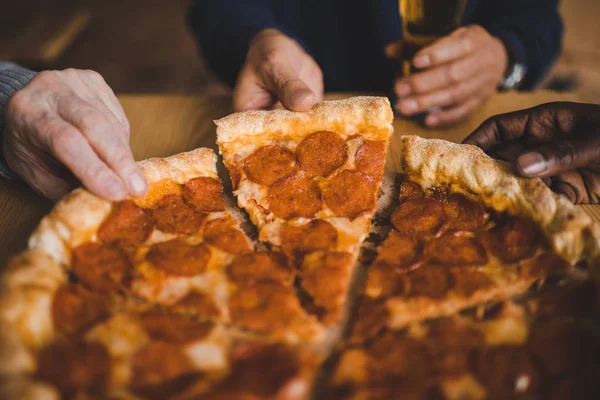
<box><xmin>263</xmin><ymin>65</ymin><xmax>316</xmax><ymax>112</ymax></box>
<box><xmin>515</xmin><ymin>138</ymin><xmax>600</xmax><ymax>178</ymax></box>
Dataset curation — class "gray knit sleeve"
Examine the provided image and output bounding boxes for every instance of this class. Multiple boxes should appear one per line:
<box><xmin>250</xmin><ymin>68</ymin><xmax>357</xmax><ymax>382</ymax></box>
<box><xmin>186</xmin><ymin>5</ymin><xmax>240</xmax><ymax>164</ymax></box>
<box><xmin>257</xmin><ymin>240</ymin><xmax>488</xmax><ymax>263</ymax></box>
<box><xmin>0</xmin><ymin>63</ymin><xmax>37</xmax><ymax>180</ymax></box>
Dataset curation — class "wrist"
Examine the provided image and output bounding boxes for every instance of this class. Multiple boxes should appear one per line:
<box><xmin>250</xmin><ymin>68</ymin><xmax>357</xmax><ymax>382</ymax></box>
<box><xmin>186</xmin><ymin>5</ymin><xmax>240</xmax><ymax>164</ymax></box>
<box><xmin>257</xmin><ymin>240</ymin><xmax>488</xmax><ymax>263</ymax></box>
<box><xmin>0</xmin><ymin>125</ymin><xmax>20</xmax><ymax>181</ymax></box>
<box><xmin>492</xmin><ymin>36</ymin><xmax>510</xmax><ymax>83</ymax></box>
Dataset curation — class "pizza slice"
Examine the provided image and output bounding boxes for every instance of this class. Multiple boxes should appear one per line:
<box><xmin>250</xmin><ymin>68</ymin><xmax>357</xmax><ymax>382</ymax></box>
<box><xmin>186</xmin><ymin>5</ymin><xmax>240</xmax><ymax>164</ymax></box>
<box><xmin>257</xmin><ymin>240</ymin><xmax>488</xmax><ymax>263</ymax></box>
<box><xmin>351</xmin><ymin>135</ymin><xmax>600</xmax><ymax>338</ymax></box>
<box><xmin>216</xmin><ymin>96</ymin><xmax>394</xmax><ymax>326</ymax></box>
<box><xmin>25</xmin><ymin>148</ymin><xmax>324</xmax><ymax>344</ymax></box>
<box><xmin>0</xmin><ymin>250</ymin><xmax>320</xmax><ymax>400</ymax></box>
<box><xmin>327</xmin><ymin>278</ymin><xmax>600</xmax><ymax>400</ymax></box>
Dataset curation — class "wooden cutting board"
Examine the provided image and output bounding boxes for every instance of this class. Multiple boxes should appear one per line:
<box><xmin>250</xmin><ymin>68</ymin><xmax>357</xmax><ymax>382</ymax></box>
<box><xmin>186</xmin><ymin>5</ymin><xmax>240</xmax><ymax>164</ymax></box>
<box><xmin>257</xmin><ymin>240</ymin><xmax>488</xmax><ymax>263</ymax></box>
<box><xmin>0</xmin><ymin>91</ymin><xmax>597</xmax><ymax>268</ymax></box>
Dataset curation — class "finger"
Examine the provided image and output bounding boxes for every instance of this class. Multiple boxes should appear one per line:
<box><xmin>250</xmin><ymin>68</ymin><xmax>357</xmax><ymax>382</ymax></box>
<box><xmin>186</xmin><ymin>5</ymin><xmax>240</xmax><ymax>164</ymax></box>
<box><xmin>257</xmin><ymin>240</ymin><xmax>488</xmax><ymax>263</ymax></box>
<box><xmin>38</xmin><ymin>115</ymin><xmax>128</xmax><ymax>200</ymax></box>
<box><xmin>59</xmin><ymin>69</ymin><xmax>130</xmax><ymax>138</ymax></box>
<box><xmin>462</xmin><ymin>109</ymin><xmax>534</xmax><ymax>150</ymax></box>
<box><xmin>413</xmin><ymin>26</ymin><xmax>478</xmax><ymax>68</ymax></box>
<box><xmin>424</xmin><ymin>97</ymin><xmax>483</xmax><ymax>127</ymax></box>
<box><xmin>579</xmin><ymin>168</ymin><xmax>600</xmax><ymax>204</ymax></box>
<box><xmin>261</xmin><ymin>63</ymin><xmax>316</xmax><ymax>111</ymax></box>
<box><xmin>549</xmin><ymin>171</ymin><xmax>589</xmax><ymax>204</ymax></box>
<box><xmin>233</xmin><ymin>67</ymin><xmax>275</xmax><ymax>111</ymax></box>
<box><xmin>515</xmin><ymin>137</ymin><xmax>600</xmax><ymax>178</ymax></box>
<box><xmin>397</xmin><ymin>72</ymin><xmax>492</xmax><ymax>116</ymax></box>
<box><xmin>396</xmin><ymin>52</ymin><xmax>481</xmax><ymax>97</ymax></box>
<box><xmin>55</xmin><ymin>95</ymin><xmax>147</xmax><ymax>197</ymax></box>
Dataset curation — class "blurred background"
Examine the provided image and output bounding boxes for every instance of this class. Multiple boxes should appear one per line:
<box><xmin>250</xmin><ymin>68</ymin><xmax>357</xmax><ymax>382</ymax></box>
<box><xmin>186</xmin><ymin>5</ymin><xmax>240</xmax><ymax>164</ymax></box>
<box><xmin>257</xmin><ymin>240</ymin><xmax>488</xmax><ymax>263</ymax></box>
<box><xmin>0</xmin><ymin>0</ymin><xmax>599</xmax><ymax>102</ymax></box>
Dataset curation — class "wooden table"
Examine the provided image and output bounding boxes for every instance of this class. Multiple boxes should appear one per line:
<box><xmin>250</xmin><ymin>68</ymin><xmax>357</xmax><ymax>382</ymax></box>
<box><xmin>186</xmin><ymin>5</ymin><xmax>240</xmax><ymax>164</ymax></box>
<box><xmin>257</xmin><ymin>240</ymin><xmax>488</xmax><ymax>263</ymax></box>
<box><xmin>0</xmin><ymin>91</ymin><xmax>598</xmax><ymax>267</ymax></box>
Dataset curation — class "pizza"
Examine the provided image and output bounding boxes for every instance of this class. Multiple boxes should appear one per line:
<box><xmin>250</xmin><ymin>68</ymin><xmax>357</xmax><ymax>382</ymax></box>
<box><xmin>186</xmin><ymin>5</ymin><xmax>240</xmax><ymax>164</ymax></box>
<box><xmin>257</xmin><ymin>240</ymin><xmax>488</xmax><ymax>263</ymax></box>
<box><xmin>328</xmin><ymin>278</ymin><xmax>600</xmax><ymax>399</ymax></box>
<box><xmin>0</xmin><ymin>96</ymin><xmax>599</xmax><ymax>399</ymax></box>
<box><xmin>216</xmin><ymin>97</ymin><xmax>393</xmax><ymax>327</ymax></box>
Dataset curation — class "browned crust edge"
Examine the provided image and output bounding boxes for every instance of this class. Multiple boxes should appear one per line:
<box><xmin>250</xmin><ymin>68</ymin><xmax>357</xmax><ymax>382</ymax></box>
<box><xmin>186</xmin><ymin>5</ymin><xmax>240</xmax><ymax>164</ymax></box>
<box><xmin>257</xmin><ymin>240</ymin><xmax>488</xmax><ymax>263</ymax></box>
<box><xmin>400</xmin><ymin>135</ymin><xmax>600</xmax><ymax>268</ymax></box>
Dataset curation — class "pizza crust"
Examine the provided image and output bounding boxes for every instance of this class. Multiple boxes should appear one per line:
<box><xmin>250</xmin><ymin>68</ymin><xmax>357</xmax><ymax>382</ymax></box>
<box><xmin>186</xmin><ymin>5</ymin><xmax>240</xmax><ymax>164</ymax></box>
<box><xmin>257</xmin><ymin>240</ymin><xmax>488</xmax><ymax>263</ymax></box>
<box><xmin>28</xmin><ymin>148</ymin><xmax>219</xmax><ymax>266</ymax></box>
<box><xmin>215</xmin><ymin>96</ymin><xmax>394</xmax><ymax>146</ymax></box>
<box><xmin>400</xmin><ymin>135</ymin><xmax>600</xmax><ymax>266</ymax></box>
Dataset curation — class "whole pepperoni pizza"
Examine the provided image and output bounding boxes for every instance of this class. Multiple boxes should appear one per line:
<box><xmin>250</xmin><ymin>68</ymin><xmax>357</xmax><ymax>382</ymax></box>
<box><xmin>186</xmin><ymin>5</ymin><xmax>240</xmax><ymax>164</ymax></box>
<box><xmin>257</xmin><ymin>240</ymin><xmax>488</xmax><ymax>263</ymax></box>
<box><xmin>0</xmin><ymin>97</ymin><xmax>599</xmax><ymax>400</ymax></box>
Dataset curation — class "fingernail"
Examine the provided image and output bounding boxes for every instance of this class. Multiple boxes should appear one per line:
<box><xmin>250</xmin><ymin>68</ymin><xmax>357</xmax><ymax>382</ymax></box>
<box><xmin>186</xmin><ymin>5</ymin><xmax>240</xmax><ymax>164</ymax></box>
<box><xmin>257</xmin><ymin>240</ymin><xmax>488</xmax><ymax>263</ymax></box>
<box><xmin>107</xmin><ymin>179</ymin><xmax>126</xmax><ymax>200</ymax></box>
<box><xmin>414</xmin><ymin>54</ymin><xmax>431</xmax><ymax>68</ymax></box>
<box><xmin>129</xmin><ymin>172</ymin><xmax>148</xmax><ymax>196</ymax></box>
<box><xmin>399</xmin><ymin>100</ymin><xmax>418</xmax><ymax>115</ymax></box>
<box><xmin>396</xmin><ymin>82</ymin><xmax>411</xmax><ymax>97</ymax></box>
<box><xmin>517</xmin><ymin>152</ymin><xmax>547</xmax><ymax>176</ymax></box>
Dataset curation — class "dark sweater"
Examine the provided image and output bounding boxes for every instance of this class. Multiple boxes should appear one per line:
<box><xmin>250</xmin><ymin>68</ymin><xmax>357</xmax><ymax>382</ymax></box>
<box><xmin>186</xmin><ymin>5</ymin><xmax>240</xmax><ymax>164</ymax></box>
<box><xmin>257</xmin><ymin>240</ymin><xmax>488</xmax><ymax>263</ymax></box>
<box><xmin>188</xmin><ymin>0</ymin><xmax>563</xmax><ymax>92</ymax></box>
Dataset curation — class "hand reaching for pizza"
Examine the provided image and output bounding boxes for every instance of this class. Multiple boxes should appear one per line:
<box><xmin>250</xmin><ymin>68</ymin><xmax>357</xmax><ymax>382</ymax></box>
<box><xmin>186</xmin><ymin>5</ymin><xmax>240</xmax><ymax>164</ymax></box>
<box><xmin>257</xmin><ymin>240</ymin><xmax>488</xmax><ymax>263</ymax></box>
<box><xmin>2</xmin><ymin>68</ymin><xmax>147</xmax><ymax>201</ymax></box>
<box><xmin>233</xmin><ymin>29</ymin><xmax>323</xmax><ymax>112</ymax></box>
<box><xmin>463</xmin><ymin>102</ymin><xmax>600</xmax><ymax>204</ymax></box>
<box><xmin>392</xmin><ymin>25</ymin><xmax>508</xmax><ymax>127</ymax></box>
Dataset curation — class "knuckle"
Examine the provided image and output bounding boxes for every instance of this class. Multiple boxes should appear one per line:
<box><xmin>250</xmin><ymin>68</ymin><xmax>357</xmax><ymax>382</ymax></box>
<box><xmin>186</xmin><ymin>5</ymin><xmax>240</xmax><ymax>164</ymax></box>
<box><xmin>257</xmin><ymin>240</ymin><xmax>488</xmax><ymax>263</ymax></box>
<box><xmin>552</xmin><ymin>142</ymin><xmax>577</xmax><ymax>166</ymax></box>
<box><xmin>410</xmin><ymin>77</ymin><xmax>427</xmax><ymax>93</ymax></box>
<box><xmin>461</xmin><ymin>37</ymin><xmax>475</xmax><ymax>54</ymax></box>
<box><xmin>6</xmin><ymin>90</ymin><xmax>30</xmax><ymax>115</ymax></box>
<box><xmin>447</xmin><ymin>64</ymin><xmax>462</xmax><ymax>84</ymax></box>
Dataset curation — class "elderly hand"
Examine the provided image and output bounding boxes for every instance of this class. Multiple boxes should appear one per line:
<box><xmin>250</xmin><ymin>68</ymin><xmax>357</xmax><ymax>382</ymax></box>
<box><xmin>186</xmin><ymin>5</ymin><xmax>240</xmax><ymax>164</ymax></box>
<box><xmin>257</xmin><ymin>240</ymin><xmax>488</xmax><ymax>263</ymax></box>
<box><xmin>463</xmin><ymin>102</ymin><xmax>600</xmax><ymax>204</ymax></box>
<box><xmin>393</xmin><ymin>25</ymin><xmax>508</xmax><ymax>127</ymax></box>
<box><xmin>2</xmin><ymin>68</ymin><xmax>147</xmax><ymax>201</ymax></box>
<box><xmin>233</xmin><ymin>29</ymin><xmax>323</xmax><ymax>112</ymax></box>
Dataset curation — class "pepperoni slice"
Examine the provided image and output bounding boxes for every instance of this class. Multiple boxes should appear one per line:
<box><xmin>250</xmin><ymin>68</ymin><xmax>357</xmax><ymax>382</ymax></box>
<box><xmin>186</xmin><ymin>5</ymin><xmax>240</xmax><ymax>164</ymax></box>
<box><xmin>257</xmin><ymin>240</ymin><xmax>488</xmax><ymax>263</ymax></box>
<box><xmin>519</xmin><ymin>253</ymin><xmax>571</xmax><ymax>281</ymax></box>
<box><xmin>355</xmin><ymin>140</ymin><xmax>386</xmax><ymax>178</ymax></box>
<box><xmin>323</xmin><ymin>170</ymin><xmax>377</xmax><ymax>218</ymax></box>
<box><xmin>348</xmin><ymin>297</ymin><xmax>389</xmax><ymax>344</ymax></box>
<box><xmin>150</xmin><ymin>194</ymin><xmax>205</xmax><ymax>235</ymax></box>
<box><xmin>297</xmin><ymin>131</ymin><xmax>347</xmax><ymax>177</ymax></box>
<box><xmin>473</xmin><ymin>346</ymin><xmax>542</xmax><ymax>397</ymax></box>
<box><xmin>267</xmin><ymin>175</ymin><xmax>322</xmax><ymax>220</ymax></box>
<box><xmin>391</xmin><ymin>197</ymin><xmax>447</xmax><ymax>238</ymax></box>
<box><xmin>229</xmin><ymin>281</ymin><xmax>300</xmax><ymax>332</ymax></box>
<box><xmin>182</xmin><ymin>177</ymin><xmax>225</xmax><ymax>212</ymax></box>
<box><xmin>37</xmin><ymin>339</ymin><xmax>111</xmax><ymax>393</ymax></box>
<box><xmin>443</xmin><ymin>193</ymin><xmax>487</xmax><ymax>232</ymax></box>
<box><xmin>365</xmin><ymin>264</ymin><xmax>407</xmax><ymax>298</ymax></box>
<box><xmin>406</xmin><ymin>265</ymin><xmax>451</xmax><ymax>299</ymax></box>
<box><xmin>243</xmin><ymin>145</ymin><xmax>299</xmax><ymax>187</ymax></box>
<box><xmin>367</xmin><ymin>332</ymin><xmax>433</xmax><ymax>379</ymax></box>
<box><xmin>424</xmin><ymin>235</ymin><xmax>488</xmax><ymax>267</ymax></box>
<box><xmin>146</xmin><ymin>239</ymin><xmax>211</xmax><ymax>276</ymax></box>
<box><xmin>374</xmin><ymin>231</ymin><xmax>421</xmax><ymax>270</ymax></box>
<box><xmin>132</xmin><ymin>341</ymin><xmax>194</xmax><ymax>387</ymax></box>
<box><xmin>479</xmin><ymin>216</ymin><xmax>541</xmax><ymax>263</ymax></box>
<box><xmin>72</xmin><ymin>242</ymin><xmax>130</xmax><ymax>293</ymax></box>
<box><xmin>398</xmin><ymin>179</ymin><xmax>424</xmax><ymax>203</ymax></box>
<box><xmin>203</xmin><ymin>217</ymin><xmax>252</xmax><ymax>254</ymax></box>
<box><xmin>172</xmin><ymin>292</ymin><xmax>221</xmax><ymax>318</ymax></box>
<box><xmin>52</xmin><ymin>285</ymin><xmax>108</xmax><ymax>335</ymax></box>
<box><xmin>140</xmin><ymin>312</ymin><xmax>214</xmax><ymax>344</ymax></box>
<box><xmin>300</xmin><ymin>252</ymin><xmax>352</xmax><ymax>322</ymax></box>
<box><xmin>281</xmin><ymin>219</ymin><xmax>338</xmax><ymax>256</ymax></box>
<box><xmin>98</xmin><ymin>200</ymin><xmax>153</xmax><ymax>254</ymax></box>
<box><xmin>451</xmin><ymin>269</ymin><xmax>493</xmax><ymax>296</ymax></box>
<box><xmin>221</xmin><ymin>342</ymin><xmax>301</xmax><ymax>398</ymax></box>
<box><xmin>228</xmin><ymin>252</ymin><xmax>294</xmax><ymax>286</ymax></box>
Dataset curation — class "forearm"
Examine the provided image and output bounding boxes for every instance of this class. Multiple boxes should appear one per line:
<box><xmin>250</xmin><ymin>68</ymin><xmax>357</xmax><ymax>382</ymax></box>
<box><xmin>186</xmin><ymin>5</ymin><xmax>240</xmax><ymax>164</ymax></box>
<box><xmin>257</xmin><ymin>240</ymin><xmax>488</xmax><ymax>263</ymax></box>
<box><xmin>479</xmin><ymin>0</ymin><xmax>563</xmax><ymax>90</ymax></box>
<box><xmin>0</xmin><ymin>63</ymin><xmax>36</xmax><ymax>179</ymax></box>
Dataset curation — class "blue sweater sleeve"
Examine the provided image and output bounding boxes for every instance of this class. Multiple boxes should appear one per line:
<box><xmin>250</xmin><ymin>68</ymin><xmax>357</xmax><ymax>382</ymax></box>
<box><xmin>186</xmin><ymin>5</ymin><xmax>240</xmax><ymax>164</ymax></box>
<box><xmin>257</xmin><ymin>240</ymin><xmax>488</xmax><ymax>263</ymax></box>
<box><xmin>478</xmin><ymin>0</ymin><xmax>563</xmax><ymax>90</ymax></box>
<box><xmin>188</xmin><ymin>0</ymin><xmax>294</xmax><ymax>87</ymax></box>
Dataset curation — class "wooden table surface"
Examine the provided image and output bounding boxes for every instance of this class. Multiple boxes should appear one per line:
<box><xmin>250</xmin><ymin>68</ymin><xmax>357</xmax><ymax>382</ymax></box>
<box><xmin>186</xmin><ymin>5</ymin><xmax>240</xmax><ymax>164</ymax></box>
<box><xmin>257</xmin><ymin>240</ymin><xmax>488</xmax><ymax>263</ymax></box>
<box><xmin>0</xmin><ymin>91</ymin><xmax>598</xmax><ymax>267</ymax></box>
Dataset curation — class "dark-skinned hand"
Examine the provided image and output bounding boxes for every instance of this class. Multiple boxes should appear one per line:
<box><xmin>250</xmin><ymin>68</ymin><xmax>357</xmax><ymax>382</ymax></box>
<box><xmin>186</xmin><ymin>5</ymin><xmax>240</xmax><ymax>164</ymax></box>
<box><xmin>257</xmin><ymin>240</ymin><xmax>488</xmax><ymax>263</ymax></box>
<box><xmin>463</xmin><ymin>102</ymin><xmax>600</xmax><ymax>204</ymax></box>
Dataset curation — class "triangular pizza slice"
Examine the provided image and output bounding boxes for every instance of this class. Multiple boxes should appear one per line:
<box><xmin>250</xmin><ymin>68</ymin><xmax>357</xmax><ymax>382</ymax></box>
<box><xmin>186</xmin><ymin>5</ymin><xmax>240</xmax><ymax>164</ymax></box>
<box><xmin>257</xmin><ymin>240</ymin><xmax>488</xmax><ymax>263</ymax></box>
<box><xmin>216</xmin><ymin>97</ymin><xmax>393</xmax><ymax>327</ymax></box>
<box><xmin>352</xmin><ymin>135</ymin><xmax>600</xmax><ymax>340</ymax></box>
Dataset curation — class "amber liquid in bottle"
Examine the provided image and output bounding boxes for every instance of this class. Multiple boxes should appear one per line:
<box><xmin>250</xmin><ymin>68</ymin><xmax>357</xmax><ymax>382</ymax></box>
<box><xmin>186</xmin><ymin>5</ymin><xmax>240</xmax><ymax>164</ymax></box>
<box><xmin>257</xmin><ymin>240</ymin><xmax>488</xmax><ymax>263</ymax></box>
<box><xmin>397</xmin><ymin>0</ymin><xmax>467</xmax><ymax>120</ymax></box>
